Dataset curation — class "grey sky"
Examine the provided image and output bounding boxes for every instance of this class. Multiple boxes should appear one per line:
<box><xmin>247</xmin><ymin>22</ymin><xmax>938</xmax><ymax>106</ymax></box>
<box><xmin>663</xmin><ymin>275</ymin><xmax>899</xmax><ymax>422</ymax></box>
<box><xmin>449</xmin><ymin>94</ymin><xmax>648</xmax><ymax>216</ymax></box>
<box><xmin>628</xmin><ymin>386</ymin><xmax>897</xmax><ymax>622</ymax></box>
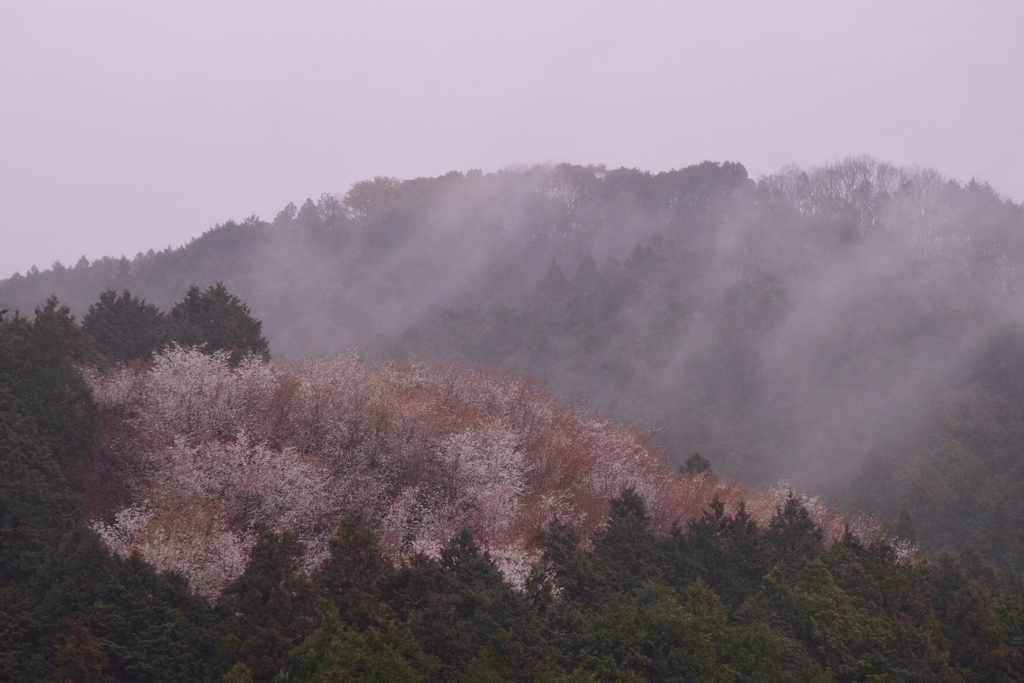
<box><xmin>2</xmin><ymin>1</ymin><xmax>1022</xmax><ymax>279</ymax></box>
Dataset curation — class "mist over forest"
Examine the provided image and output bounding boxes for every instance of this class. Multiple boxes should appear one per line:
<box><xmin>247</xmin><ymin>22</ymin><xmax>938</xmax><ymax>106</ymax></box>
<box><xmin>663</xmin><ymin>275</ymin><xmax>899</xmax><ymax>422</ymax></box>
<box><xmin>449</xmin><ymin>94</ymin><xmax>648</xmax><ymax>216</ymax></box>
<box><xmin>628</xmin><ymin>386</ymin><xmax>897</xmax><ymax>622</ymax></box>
<box><xmin>5</xmin><ymin>156</ymin><xmax>1024</xmax><ymax>561</ymax></box>
<box><xmin>10</xmin><ymin>155</ymin><xmax>1024</xmax><ymax>680</ymax></box>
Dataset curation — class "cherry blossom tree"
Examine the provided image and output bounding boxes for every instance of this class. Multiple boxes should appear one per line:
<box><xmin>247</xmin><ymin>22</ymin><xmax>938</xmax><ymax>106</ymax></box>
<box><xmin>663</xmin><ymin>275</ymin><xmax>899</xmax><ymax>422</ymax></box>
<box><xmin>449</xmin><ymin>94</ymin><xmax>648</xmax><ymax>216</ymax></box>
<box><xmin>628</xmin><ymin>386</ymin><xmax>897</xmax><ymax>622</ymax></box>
<box><xmin>85</xmin><ymin>347</ymin><xmax>888</xmax><ymax>597</ymax></box>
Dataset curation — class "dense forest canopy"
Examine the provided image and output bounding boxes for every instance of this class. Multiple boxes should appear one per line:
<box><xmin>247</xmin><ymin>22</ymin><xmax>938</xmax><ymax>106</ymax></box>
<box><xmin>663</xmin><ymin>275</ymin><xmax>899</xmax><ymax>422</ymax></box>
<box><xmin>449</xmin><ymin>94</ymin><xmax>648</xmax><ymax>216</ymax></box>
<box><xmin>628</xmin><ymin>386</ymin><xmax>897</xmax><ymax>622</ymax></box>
<box><xmin>6</xmin><ymin>173</ymin><xmax>1024</xmax><ymax>677</ymax></box>
<box><xmin>1</xmin><ymin>300</ymin><xmax>1021</xmax><ymax>681</ymax></box>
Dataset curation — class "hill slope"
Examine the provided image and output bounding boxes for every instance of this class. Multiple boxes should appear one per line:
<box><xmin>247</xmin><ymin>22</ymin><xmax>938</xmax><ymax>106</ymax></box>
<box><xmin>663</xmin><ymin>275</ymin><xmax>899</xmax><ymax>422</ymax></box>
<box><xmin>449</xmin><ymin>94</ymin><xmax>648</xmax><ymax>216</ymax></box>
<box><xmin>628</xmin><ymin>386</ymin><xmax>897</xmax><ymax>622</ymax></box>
<box><xmin>84</xmin><ymin>346</ymin><xmax>881</xmax><ymax>598</ymax></box>
<box><xmin>4</xmin><ymin>277</ymin><xmax>1024</xmax><ymax>682</ymax></box>
<box><xmin>6</xmin><ymin>157</ymin><xmax>1024</xmax><ymax>566</ymax></box>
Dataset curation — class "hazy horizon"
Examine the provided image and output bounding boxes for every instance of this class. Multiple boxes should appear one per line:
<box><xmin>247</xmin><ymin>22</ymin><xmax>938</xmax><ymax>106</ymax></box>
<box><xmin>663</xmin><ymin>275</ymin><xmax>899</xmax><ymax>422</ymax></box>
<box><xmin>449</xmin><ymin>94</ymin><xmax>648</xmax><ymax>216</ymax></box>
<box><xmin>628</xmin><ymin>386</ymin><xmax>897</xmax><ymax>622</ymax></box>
<box><xmin>3</xmin><ymin>1</ymin><xmax>1023</xmax><ymax>279</ymax></box>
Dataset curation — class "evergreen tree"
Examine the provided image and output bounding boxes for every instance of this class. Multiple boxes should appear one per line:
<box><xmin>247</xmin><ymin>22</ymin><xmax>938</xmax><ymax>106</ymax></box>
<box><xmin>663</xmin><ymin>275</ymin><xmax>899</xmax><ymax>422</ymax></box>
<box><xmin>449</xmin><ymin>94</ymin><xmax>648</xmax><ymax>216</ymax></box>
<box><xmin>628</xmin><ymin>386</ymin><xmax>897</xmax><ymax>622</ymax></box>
<box><xmin>0</xmin><ymin>395</ymin><xmax>74</xmax><ymax>583</ymax></box>
<box><xmin>678</xmin><ymin>499</ymin><xmax>773</xmax><ymax>610</ymax></box>
<box><xmin>313</xmin><ymin>513</ymin><xmax>391</xmax><ymax>628</ymax></box>
<box><xmin>170</xmin><ymin>282</ymin><xmax>269</xmax><ymax>364</ymax></box>
<box><xmin>217</xmin><ymin>532</ymin><xmax>314</xmax><ymax>682</ymax></box>
<box><xmin>767</xmin><ymin>492</ymin><xmax>825</xmax><ymax>561</ymax></box>
<box><xmin>590</xmin><ymin>488</ymin><xmax>660</xmax><ymax>592</ymax></box>
<box><xmin>895</xmin><ymin>503</ymin><xmax>917</xmax><ymax>543</ymax></box>
<box><xmin>0</xmin><ymin>299</ymin><xmax>98</xmax><ymax>471</ymax></box>
<box><xmin>83</xmin><ymin>288</ymin><xmax>170</xmax><ymax>362</ymax></box>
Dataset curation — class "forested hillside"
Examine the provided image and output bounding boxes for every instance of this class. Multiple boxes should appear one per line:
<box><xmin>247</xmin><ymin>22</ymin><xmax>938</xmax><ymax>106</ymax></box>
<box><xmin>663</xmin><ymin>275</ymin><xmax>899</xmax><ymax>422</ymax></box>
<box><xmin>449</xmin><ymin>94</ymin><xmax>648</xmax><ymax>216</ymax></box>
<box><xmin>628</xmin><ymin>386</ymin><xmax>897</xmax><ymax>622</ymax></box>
<box><xmin>5</xmin><ymin>157</ymin><xmax>1024</xmax><ymax>571</ymax></box>
<box><xmin>4</xmin><ymin>299</ymin><xmax>1024</xmax><ymax>681</ymax></box>
<box><xmin>83</xmin><ymin>345</ymin><xmax>888</xmax><ymax>599</ymax></box>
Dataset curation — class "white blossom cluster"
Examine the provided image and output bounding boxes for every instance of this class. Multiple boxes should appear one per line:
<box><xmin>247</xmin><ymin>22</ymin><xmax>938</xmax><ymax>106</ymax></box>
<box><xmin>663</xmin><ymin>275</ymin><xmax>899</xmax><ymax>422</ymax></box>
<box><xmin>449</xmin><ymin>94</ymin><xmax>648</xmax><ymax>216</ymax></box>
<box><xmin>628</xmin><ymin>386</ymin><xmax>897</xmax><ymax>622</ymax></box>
<box><xmin>759</xmin><ymin>481</ymin><xmax>905</xmax><ymax>558</ymax></box>
<box><xmin>86</xmin><ymin>347</ymin><xmax>882</xmax><ymax>597</ymax></box>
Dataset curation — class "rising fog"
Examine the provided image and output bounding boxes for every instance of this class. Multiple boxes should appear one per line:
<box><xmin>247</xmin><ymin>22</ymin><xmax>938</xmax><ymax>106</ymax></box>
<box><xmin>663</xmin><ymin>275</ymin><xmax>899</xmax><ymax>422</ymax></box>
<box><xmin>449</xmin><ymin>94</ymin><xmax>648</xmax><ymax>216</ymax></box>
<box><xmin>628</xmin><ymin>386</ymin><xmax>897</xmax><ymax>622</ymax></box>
<box><xmin>4</xmin><ymin>157</ymin><xmax>1023</xmax><ymax>503</ymax></box>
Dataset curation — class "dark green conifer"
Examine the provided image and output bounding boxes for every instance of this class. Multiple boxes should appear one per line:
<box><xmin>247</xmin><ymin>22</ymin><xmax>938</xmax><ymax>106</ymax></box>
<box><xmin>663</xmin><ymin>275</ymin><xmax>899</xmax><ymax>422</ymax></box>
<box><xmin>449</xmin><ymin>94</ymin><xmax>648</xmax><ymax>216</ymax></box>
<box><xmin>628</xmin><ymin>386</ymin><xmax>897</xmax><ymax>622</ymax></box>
<box><xmin>171</xmin><ymin>282</ymin><xmax>269</xmax><ymax>364</ymax></box>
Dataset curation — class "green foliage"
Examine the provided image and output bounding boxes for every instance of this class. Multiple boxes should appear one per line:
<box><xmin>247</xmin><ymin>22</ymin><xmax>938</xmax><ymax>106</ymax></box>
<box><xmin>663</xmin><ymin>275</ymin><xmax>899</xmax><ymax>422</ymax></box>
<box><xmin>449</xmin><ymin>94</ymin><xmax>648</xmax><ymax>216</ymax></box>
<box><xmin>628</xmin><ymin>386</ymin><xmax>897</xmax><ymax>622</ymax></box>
<box><xmin>946</xmin><ymin>580</ymin><xmax>1022</xmax><ymax>682</ymax></box>
<box><xmin>171</xmin><ymin>282</ymin><xmax>269</xmax><ymax>364</ymax></box>
<box><xmin>2</xmin><ymin>392</ymin><xmax>1023</xmax><ymax>683</ymax></box>
<box><xmin>3</xmin><ymin>528</ymin><xmax>218</xmax><ymax>683</ymax></box>
<box><xmin>83</xmin><ymin>288</ymin><xmax>170</xmax><ymax>362</ymax></box>
<box><xmin>56</xmin><ymin>621</ymin><xmax>115</xmax><ymax>683</ymax></box>
<box><xmin>767</xmin><ymin>492</ymin><xmax>825</xmax><ymax>560</ymax></box>
<box><xmin>676</xmin><ymin>500</ymin><xmax>774</xmax><ymax>610</ymax></box>
<box><xmin>534</xmin><ymin>519</ymin><xmax>594</xmax><ymax>605</ymax></box>
<box><xmin>384</xmin><ymin>532</ymin><xmax>562</xmax><ymax>682</ymax></box>
<box><xmin>589</xmin><ymin>489</ymin><xmax>660</xmax><ymax>593</ymax></box>
<box><xmin>313</xmin><ymin>513</ymin><xmax>391</xmax><ymax>628</ymax></box>
<box><xmin>852</xmin><ymin>373</ymin><xmax>1024</xmax><ymax>571</ymax></box>
<box><xmin>78</xmin><ymin>283</ymin><xmax>271</xmax><ymax>369</ymax></box>
<box><xmin>278</xmin><ymin>619</ymin><xmax>429</xmax><ymax>683</ymax></box>
<box><xmin>0</xmin><ymin>304</ymin><xmax>222</xmax><ymax>683</ymax></box>
<box><xmin>531</xmin><ymin>491</ymin><xmax>1024</xmax><ymax>681</ymax></box>
<box><xmin>0</xmin><ymin>396</ymin><xmax>74</xmax><ymax>582</ymax></box>
<box><xmin>0</xmin><ymin>298</ymin><xmax>99</xmax><ymax>471</ymax></box>
<box><xmin>217</xmin><ymin>532</ymin><xmax>314</xmax><ymax>682</ymax></box>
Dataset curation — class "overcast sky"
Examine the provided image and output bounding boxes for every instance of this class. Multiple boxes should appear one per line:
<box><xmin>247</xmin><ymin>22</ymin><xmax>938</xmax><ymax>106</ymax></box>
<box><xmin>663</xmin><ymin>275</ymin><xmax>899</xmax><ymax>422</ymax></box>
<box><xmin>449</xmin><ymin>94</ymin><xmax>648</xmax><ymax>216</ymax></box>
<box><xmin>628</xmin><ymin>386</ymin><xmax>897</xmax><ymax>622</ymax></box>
<box><xmin>1</xmin><ymin>1</ymin><xmax>1022</xmax><ymax>279</ymax></box>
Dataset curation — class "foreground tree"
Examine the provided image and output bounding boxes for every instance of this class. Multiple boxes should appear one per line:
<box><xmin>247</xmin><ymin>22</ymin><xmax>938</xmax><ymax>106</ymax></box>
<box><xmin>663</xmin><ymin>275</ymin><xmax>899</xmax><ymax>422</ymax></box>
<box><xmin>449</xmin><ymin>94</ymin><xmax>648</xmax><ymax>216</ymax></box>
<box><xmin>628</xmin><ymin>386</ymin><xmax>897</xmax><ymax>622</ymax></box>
<box><xmin>170</xmin><ymin>282</ymin><xmax>269</xmax><ymax>364</ymax></box>
<box><xmin>83</xmin><ymin>288</ymin><xmax>170</xmax><ymax>362</ymax></box>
